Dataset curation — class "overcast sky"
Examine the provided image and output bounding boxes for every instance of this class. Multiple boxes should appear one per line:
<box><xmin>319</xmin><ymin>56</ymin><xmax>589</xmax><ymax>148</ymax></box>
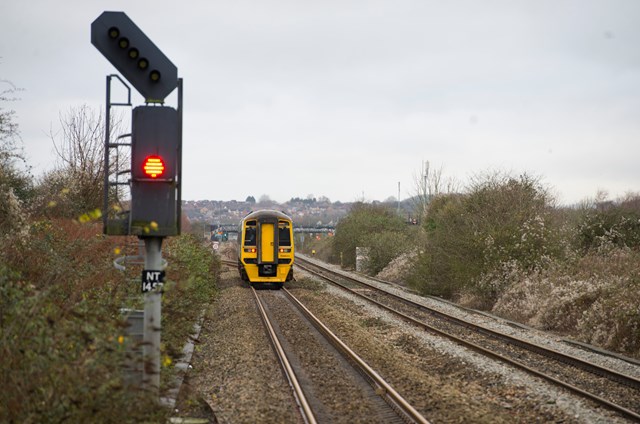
<box><xmin>2</xmin><ymin>1</ymin><xmax>639</xmax><ymax>204</ymax></box>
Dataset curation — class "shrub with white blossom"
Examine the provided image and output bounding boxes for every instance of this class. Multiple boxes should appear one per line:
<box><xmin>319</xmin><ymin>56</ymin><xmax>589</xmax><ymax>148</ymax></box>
<box><xmin>406</xmin><ymin>173</ymin><xmax>640</xmax><ymax>357</ymax></box>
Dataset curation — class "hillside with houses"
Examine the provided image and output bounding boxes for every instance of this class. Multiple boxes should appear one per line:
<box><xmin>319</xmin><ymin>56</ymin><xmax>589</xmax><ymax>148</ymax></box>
<box><xmin>182</xmin><ymin>196</ymin><xmax>418</xmax><ymax>227</ymax></box>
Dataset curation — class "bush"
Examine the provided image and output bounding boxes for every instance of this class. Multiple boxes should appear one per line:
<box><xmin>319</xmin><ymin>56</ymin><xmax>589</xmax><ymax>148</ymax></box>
<box><xmin>0</xmin><ymin>221</ymin><xmax>168</xmax><ymax>422</ymax></box>
<box><xmin>0</xmin><ymin>183</ymin><xmax>29</xmax><ymax>239</ymax></box>
<box><xmin>409</xmin><ymin>173</ymin><xmax>561</xmax><ymax>304</ymax></box>
<box><xmin>297</xmin><ymin>233</ymin><xmax>334</xmax><ymax>262</ymax></box>
<box><xmin>365</xmin><ymin>230</ymin><xmax>413</xmax><ymax>275</ymax></box>
<box><xmin>577</xmin><ymin>193</ymin><xmax>640</xmax><ymax>251</ymax></box>
<box><xmin>408</xmin><ymin>193</ymin><xmax>480</xmax><ymax>298</ymax></box>
<box><xmin>492</xmin><ymin>248</ymin><xmax>640</xmax><ymax>357</ymax></box>
<box><xmin>163</xmin><ymin>234</ymin><xmax>220</xmax><ymax>358</ymax></box>
<box><xmin>332</xmin><ymin>203</ymin><xmax>409</xmax><ymax>274</ymax></box>
<box><xmin>0</xmin><ymin>276</ymin><xmax>165</xmax><ymax>423</ymax></box>
<box><xmin>0</xmin><ymin>218</ymin><xmax>219</xmax><ymax>421</ymax></box>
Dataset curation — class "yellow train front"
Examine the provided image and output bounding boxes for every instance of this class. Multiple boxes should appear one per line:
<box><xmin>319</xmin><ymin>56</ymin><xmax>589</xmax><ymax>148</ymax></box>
<box><xmin>237</xmin><ymin>210</ymin><xmax>294</xmax><ymax>287</ymax></box>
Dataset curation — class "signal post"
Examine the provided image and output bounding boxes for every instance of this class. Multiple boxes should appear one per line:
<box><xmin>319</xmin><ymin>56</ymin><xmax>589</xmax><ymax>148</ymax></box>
<box><xmin>91</xmin><ymin>11</ymin><xmax>182</xmax><ymax>395</ymax></box>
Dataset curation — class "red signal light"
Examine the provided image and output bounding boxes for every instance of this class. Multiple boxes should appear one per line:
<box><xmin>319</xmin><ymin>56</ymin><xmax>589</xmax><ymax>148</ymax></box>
<box><xmin>143</xmin><ymin>155</ymin><xmax>165</xmax><ymax>178</ymax></box>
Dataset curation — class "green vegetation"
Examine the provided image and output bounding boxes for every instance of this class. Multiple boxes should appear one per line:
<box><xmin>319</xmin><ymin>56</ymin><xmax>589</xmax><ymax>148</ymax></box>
<box><xmin>0</xmin><ymin>218</ymin><xmax>219</xmax><ymax>422</ymax></box>
<box><xmin>0</xmin><ymin>94</ymin><xmax>219</xmax><ymax>421</ymax></box>
<box><xmin>332</xmin><ymin>202</ymin><xmax>412</xmax><ymax>274</ymax></box>
<box><xmin>296</xmin><ymin>232</ymin><xmax>334</xmax><ymax>262</ymax></box>
<box><xmin>331</xmin><ymin>172</ymin><xmax>640</xmax><ymax>357</ymax></box>
<box><xmin>0</xmin><ymin>81</ymin><xmax>33</xmax><ymax>236</ymax></box>
<box><xmin>163</xmin><ymin>234</ymin><xmax>220</xmax><ymax>358</ymax></box>
<box><xmin>576</xmin><ymin>194</ymin><xmax>640</xmax><ymax>251</ymax></box>
<box><xmin>410</xmin><ymin>173</ymin><xmax>562</xmax><ymax>303</ymax></box>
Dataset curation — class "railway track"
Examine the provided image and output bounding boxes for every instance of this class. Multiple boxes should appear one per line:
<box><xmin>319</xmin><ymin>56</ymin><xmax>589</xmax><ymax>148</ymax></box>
<box><xmin>251</xmin><ymin>286</ymin><xmax>316</xmax><ymax>424</ymax></box>
<box><xmin>295</xmin><ymin>255</ymin><xmax>640</xmax><ymax>422</ymax></box>
<box><xmin>250</xmin><ymin>285</ymin><xmax>430</xmax><ymax>424</ymax></box>
<box><xmin>220</xmin><ymin>258</ymin><xmax>236</xmax><ymax>268</ymax></box>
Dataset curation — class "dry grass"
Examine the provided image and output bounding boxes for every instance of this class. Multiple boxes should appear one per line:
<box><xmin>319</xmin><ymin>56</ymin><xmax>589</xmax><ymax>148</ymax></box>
<box><xmin>490</xmin><ymin>247</ymin><xmax>640</xmax><ymax>357</ymax></box>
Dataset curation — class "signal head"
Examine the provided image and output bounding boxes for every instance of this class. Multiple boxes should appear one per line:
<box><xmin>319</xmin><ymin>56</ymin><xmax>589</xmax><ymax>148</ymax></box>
<box><xmin>143</xmin><ymin>155</ymin><xmax>165</xmax><ymax>178</ymax></box>
<box><xmin>91</xmin><ymin>11</ymin><xmax>178</xmax><ymax>100</ymax></box>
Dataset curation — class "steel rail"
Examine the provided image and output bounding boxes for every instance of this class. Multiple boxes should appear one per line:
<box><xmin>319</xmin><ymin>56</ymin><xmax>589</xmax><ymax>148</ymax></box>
<box><xmin>297</xmin><ymin>257</ymin><xmax>640</xmax><ymax>389</ymax></box>
<box><xmin>251</xmin><ymin>287</ymin><xmax>317</xmax><ymax>424</ymax></box>
<box><xmin>221</xmin><ymin>259</ymin><xmax>236</xmax><ymax>267</ymax></box>
<box><xmin>296</xmin><ymin>258</ymin><xmax>640</xmax><ymax>422</ymax></box>
<box><xmin>282</xmin><ymin>287</ymin><xmax>431</xmax><ymax>424</ymax></box>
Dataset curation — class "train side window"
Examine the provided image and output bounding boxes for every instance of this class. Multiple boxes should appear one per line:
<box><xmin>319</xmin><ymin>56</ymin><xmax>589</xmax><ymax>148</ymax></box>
<box><xmin>278</xmin><ymin>221</ymin><xmax>291</xmax><ymax>246</ymax></box>
<box><xmin>244</xmin><ymin>221</ymin><xmax>256</xmax><ymax>246</ymax></box>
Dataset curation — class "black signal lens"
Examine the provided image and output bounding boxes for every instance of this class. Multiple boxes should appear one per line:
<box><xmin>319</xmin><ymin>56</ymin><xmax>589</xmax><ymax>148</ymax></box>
<box><xmin>149</xmin><ymin>70</ymin><xmax>161</xmax><ymax>82</ymax></box>
<box><xmin>108</xmin><ymin>27</ymin><xmax>119</xmax><ymax>39</ymax></box>
<box><xmin>118</xmin><ymin>37</ymin><xmax>129</xmax><ymax>49</ymax></box>
<box><xmin>128</xmin><ymin>48</ymin><xmax>139</xmax><ymax>59</ymax></box>
<box><xmin>137</xmin><ymin>58</ymin><xmax>149</xmax><ymax>70</ymax></box>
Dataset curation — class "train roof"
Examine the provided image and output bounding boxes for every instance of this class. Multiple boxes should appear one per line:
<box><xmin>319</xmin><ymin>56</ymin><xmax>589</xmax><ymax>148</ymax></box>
<box><xmin>241</xmin><ymin>209</ymin><xmax>292</xmax><ymax>222</ymax></box>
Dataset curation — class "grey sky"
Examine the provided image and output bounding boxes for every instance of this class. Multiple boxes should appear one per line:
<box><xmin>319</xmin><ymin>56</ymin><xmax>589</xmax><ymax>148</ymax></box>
<box><xmin>2</xmin><ymin>1</ymin><xmax>639</xmax><ymax>204</ymax></box>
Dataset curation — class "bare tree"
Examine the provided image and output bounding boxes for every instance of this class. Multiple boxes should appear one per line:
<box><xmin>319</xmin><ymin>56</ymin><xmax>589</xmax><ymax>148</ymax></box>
<box><xmin>38</xmin><ymin>105</ymin><xmax>126</xmax><ymax>218</ymax></box>
<box><xmin>412</xmin><ymin>160</ymin><xmax>456</xmax><ymax>220</ymax></box>
<box><xmin>52</xmin><ymin>106</ymin><xmax>104</xmax><ymax>206</ymax></box>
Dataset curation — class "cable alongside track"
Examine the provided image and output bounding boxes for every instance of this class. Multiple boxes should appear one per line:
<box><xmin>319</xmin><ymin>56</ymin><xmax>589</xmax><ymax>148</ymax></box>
<box><xmin>296</xmin><ymin>255</ymin><xmax>640</xmax><ymax>422</ymax></box>
<box><xmin>251</xmin><ymin>285</ymin><xmax>431</xmax><ymax>424</ymax></box>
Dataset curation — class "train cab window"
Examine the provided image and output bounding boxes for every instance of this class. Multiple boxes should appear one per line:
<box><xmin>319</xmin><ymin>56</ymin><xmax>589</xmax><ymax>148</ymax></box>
<box><xmin>244</xmin><ymin>220</ymin><xmax>256</xmax><ymax>246</ymax></box>
<box><xmin>278</xmin><ymin>221</ymin><xmax>291</xmax><ymax>246</ymax></box>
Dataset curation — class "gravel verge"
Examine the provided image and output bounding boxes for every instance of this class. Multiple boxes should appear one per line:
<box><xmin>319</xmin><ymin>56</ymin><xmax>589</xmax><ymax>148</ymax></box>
<box><xmin>294</xmin><ymin>257</ymin><xmax>632</xmax><ymax>423</ymax></box>
<box><xmin>176</xmin><ymin>254</ymin><xmax>632</xmax><ymax>423</ymax></box>
<box><xmin>298</xmin><ymin>254</ymin><xmax>640</xmax><ymax>380</ymax></box>
<box><xmin>175</xmin><ymin>265</ymin><xmax>301</xmax><ymax>423</ymax></box>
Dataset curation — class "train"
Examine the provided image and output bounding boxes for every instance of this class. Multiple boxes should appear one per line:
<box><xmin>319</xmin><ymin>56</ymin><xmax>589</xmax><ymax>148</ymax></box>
<box><xmin>237</xmin><ymin>210</ymin><xmax>294</xmax><ymax>287</ymax></box>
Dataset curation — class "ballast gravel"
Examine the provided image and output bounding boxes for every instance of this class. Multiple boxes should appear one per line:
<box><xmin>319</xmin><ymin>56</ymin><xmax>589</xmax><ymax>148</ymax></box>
<box><xmin>176</xmin><ymin>255</ymin><xmax>633</xmax><ymax>423</ymax></box>
<box><xmin>299</xmin><ymin>254</ymin><xmax>640</xmax><ymax>379</ymax></box>
<box><xmin>175</xmin><ymin>265</ymin><xmax>301</xmax><ymax>423</ymax></box>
